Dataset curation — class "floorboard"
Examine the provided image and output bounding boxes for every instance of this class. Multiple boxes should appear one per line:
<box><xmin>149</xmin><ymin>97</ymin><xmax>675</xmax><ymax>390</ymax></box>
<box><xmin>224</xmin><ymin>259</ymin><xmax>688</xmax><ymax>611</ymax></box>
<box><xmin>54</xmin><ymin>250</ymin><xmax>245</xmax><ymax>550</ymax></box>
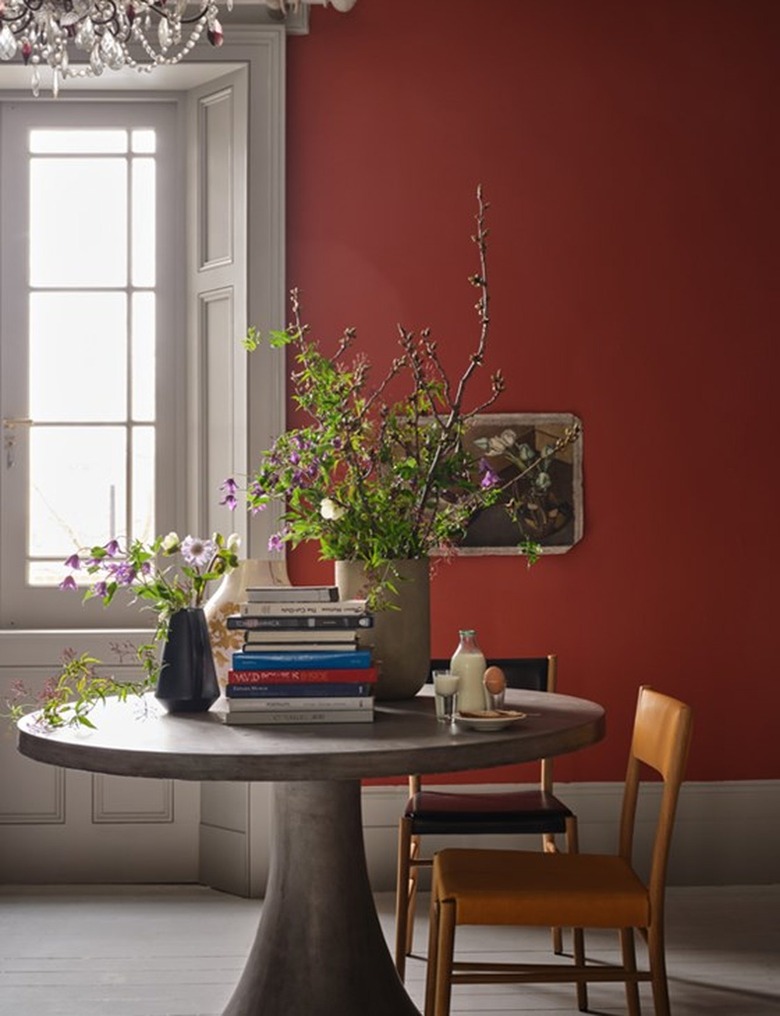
<box><xmin>0</xmin><ymin>885</ymin><xmax>777</xmax><ymax>1015</ymax></box>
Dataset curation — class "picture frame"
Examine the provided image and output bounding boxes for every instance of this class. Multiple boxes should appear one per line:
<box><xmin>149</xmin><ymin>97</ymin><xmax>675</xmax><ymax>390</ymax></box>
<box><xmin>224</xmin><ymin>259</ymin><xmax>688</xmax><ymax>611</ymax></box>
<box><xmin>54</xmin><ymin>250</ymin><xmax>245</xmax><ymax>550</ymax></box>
<box><xmin>454</xmin><ymin>412</ymin><xmax>583</xmax><ymax>556</ymax></box>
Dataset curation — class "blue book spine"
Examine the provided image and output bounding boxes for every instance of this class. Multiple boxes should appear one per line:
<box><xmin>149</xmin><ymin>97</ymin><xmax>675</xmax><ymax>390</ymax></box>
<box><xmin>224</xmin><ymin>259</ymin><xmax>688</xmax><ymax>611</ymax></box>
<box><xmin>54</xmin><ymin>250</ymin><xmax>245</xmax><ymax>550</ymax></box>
<box><xmin>226</xmin><ymin>682</ymin><xmax>375</xmax><ymax>698</ymax></box>
<box><xmin>231</xmin><ymin>649</ymin><xmax>373</xmax><ymax>671</ymax></box>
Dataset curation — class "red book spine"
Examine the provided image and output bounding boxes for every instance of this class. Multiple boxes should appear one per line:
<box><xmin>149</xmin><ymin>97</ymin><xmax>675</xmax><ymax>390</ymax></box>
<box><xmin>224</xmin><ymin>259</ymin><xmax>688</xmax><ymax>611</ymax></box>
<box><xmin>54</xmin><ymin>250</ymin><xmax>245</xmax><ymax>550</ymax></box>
<box><xmin>227</xmin><ymin>666</ymin><xmax>378</xmax><ymax>686</ymax></box>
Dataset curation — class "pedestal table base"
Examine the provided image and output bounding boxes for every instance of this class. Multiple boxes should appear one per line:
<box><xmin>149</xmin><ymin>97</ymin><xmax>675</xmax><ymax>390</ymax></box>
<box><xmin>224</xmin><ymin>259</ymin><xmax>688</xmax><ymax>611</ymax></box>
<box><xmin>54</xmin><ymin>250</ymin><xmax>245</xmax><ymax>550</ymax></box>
<box><xmin>223</xmin><ymin>779</ymin><xmax>420</xmax><ymax>1016</ymax></box>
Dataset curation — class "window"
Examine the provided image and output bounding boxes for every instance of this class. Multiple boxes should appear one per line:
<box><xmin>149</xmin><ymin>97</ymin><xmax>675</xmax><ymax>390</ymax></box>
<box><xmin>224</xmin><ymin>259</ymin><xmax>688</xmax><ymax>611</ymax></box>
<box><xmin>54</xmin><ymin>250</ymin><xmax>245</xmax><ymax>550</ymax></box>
<box><xmin>1</xmin><ymin>101</ymin><xmax>183</xmax><ymax>628</ymax></box>
<box><xmin>1</xmin><ymin>38</ymin><xmax>287</xmax><ymax>632</ymax></box>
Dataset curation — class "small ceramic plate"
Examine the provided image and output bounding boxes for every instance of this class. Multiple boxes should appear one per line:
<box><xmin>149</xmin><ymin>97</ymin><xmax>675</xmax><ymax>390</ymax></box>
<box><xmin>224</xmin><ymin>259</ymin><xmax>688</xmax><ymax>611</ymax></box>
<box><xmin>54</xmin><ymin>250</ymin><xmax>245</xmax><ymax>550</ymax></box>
<box><xmin>454</xmin><ymin>709</ymin><xmax>527</xmax><ymax>732</ymax></box>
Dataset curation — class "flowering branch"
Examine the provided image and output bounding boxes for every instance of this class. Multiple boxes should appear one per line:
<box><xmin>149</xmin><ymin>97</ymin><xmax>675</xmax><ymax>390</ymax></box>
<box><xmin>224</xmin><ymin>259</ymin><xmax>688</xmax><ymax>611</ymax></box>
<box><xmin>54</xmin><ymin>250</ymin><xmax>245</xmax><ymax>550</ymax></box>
<box><xmin>2</xmin><ymin>647</ymin><xmax>158</xmax><ymax>731</ymax></box>
<box><xmin>224</xmin><ymin>188</ymin><xmax>580</xmax><ymax>587</ymax></box>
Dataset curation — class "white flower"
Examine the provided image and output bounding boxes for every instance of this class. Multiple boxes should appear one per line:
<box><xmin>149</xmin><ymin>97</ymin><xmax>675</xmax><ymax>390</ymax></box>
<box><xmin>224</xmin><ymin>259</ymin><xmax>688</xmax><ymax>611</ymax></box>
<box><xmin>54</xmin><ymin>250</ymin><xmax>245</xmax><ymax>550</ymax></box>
<box><xmin>227</xmin><ymin>533</ymin><xmax>241</xmax><ymax>552</ymax></box>
<box><xmin>161</xmin><ymin>531</ymin><xmax>180</xmax><ymax>553</ymax></box>
<box><xmin>320</xmin><ymin>497</ymin><xmax>345</xmax><ymax>521</ymax></box>
<box><xmin>181</xmin><ymin>535</ymin><xmax>217</xmax><ymax>568</ymax></box>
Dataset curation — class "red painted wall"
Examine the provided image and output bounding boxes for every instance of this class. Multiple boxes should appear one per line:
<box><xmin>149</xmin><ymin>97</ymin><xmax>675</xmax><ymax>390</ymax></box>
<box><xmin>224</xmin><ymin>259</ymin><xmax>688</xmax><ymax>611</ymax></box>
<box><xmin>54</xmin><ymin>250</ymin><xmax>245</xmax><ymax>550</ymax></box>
<box><xmin>282</xmin><ymin>0</ymin><xmax>780</xmax><ymax>781</ymax></box>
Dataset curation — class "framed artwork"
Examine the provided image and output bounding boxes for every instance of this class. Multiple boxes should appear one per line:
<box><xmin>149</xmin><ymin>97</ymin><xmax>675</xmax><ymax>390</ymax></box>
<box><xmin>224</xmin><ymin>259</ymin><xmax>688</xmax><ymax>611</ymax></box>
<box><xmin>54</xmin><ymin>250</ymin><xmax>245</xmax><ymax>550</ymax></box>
<box><xmin>455</xmin><ymin>412</ymin><xmax>583</xmax><ymax>556</ymax></box>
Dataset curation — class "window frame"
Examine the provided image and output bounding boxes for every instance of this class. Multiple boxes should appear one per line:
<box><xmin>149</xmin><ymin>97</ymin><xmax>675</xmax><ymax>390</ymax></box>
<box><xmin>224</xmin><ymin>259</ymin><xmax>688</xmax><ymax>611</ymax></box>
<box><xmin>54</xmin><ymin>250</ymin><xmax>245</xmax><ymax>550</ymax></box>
<box><xmin>0</xmin><ymin>99</ymin><xmax>186</xmax><ymax>630</ymax></box>
<box><xmin>0</xmin><ymin>27</ymin><xmax>288</xmax><ymax>631</ymax></box>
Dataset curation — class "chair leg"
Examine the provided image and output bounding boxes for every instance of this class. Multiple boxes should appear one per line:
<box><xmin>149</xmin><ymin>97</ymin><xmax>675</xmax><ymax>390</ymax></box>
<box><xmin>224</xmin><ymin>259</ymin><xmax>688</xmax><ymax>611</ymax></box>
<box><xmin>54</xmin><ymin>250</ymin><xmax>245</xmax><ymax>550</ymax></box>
<box><xmin>648</xmin><ymin>922</ymin><xmax>671</xmax><ymax>1016</ymax></box>
<box><xmin>542</xmin><ymin>833</ymin><xmax>565</xmax><ymax>954</ymax></box>
<box><xmin>394</xmin><ymin>818</ymin><xmax>413</xmax><ymax>979</ymax></box>
<box><xmin>431</xmin><ymin>899</ymin><xmax>456</xmax><ymax>1016</ymax></box>
<box><xmin>620</xmin><ymin>927</ymin><xmax>641</xmax><ymax>1016</ymax></box>
<box><xmin>547</xmin><ymin>816</ymin><xmax>581</xmax><ymax>957</ymax></box>
<box><xmin>423</xmin><ymin>892</ymin><xmax>440</xmax><ymax>1016</ymax></box>
<box><xmin>573</xmin><ymin>923</ymin><xmax>588</xmax><ymax>1011</ymax></box>
<box><xmin>565</xmin><ymin>814</ymin><xmax>584</xmax><ymax>969</ymax></box>
<box><xmin>406</xmin><ymin>834</ymin><xmax>422</xmax><ymax>955</ymax></box>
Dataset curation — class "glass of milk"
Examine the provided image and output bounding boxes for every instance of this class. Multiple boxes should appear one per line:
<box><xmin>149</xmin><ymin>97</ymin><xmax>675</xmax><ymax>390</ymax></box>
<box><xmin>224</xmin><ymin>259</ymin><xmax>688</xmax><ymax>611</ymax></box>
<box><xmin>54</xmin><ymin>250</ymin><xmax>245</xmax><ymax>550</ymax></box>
<box><xmin>432</xmin><ymin>670</ymin><xmax>460</xmax><ymax>723</ymax></box>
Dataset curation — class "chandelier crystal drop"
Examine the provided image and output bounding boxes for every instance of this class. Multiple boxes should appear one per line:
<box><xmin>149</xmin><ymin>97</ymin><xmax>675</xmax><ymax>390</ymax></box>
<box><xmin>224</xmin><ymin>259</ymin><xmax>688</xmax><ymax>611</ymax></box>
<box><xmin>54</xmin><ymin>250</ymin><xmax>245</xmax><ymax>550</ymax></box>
<box><xmin>0</xmin><ymin>0</ymin><xmax>230</xmax><ymax>95</ymax></box>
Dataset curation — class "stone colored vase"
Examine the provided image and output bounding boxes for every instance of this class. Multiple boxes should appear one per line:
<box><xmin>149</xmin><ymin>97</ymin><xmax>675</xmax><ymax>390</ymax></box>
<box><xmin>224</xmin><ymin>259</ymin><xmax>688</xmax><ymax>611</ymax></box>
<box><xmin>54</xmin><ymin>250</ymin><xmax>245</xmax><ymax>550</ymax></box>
<box><xmin>335</xmin><ymin>558</ymin><xmax>430</xmax><ymax>701</ymax></box>
<box><xmin>155</xmin><ymin>607</ymin><xmax>219</xmax><ymax>713</ymax></box>
<box><xmin>204</xmin><ymin>558</ymin><xmax>291</xmax><ymax>693</ymax></box>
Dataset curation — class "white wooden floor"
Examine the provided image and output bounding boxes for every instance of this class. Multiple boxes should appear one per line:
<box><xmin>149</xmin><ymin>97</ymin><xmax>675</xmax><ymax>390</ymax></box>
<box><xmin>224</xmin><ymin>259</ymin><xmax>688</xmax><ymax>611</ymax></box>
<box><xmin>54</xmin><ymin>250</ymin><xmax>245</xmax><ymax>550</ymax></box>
<box><xmin>0</xmin><ymin>885</ymin><xmax>778</xmax><ymax>1015</ymax></box>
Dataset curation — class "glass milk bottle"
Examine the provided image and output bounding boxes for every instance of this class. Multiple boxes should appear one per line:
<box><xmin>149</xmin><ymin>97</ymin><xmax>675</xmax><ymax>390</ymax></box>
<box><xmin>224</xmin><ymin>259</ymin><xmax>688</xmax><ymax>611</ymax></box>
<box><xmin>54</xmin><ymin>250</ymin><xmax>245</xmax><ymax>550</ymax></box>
<box><xmin>450</xmin><ymin>629</ymin><xmax>487</xmax><ymax>712</ymax></box>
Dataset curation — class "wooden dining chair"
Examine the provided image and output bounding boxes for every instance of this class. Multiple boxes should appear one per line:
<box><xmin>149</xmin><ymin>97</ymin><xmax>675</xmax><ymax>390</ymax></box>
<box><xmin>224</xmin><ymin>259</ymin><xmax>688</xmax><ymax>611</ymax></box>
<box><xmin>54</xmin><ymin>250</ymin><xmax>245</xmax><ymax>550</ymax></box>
<box><xmin>424</xmin><ymin>685</ymin><xmax>694</xmax><ymax>1016</ymax></box>
<box><xmin>394</xmin><ymin>654</ymin><xmax>579</xmax><ymax>981</ymax></box>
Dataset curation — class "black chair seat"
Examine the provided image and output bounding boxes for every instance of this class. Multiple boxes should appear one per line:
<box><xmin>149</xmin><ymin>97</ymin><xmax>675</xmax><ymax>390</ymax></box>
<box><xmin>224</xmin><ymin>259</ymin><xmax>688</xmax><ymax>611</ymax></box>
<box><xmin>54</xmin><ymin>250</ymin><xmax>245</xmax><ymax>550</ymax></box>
<box><xmin>405</xmin><ymin>789</ymin><xmax>572</xmax><ymax>836</ymax></box>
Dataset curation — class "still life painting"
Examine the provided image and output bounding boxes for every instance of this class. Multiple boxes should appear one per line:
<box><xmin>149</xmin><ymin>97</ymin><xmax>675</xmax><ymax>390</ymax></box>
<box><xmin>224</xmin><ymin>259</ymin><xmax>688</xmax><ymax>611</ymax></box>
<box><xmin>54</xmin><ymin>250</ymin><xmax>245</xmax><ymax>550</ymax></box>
<box><xmin>457</xmin><ymin>412</ymin><xmax>583</xmax><ymax>555</ymax></box>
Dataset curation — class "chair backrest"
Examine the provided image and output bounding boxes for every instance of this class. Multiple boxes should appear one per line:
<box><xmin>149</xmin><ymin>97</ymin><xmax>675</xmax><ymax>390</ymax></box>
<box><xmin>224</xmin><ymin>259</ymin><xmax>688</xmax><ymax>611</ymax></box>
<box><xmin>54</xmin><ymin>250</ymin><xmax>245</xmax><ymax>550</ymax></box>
<box><xmin>414</xmin><ymin>655</ymin><xmax>557</xmax><ymax>794</ymax></box>
<box><xmin>429</xmin><ymin>656</ymin><xmax>554</xmax><ymax>695</ymax></box>
<box><xmin>619</xmin><ymin>685</ymin><xmax>693</xmax><ymax>915</ymax></box>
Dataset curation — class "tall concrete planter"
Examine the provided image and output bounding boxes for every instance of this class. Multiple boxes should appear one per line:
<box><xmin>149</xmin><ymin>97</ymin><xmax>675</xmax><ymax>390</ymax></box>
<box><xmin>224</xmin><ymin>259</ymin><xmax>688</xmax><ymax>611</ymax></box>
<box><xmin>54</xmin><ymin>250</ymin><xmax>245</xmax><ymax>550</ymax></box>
<box><xmin>335</xmin><ymin>558</ymin><xmax>430</xmax><ymax>701</ymax></box>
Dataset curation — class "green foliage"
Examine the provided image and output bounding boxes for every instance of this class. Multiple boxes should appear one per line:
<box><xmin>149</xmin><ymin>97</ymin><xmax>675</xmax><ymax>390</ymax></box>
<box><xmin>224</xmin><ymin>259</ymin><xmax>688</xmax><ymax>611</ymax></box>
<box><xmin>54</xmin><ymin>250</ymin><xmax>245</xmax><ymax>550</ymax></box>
<box><xmin>2</xmin><ymin>646</ymin><xmax>157</xmax><ymax>731</ymax></box>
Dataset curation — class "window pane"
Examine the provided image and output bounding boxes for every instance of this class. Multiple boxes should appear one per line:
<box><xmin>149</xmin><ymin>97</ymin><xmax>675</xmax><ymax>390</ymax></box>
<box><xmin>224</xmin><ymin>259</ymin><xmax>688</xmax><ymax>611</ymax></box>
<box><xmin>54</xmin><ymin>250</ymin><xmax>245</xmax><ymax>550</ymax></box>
<box><xmin>132</xmin><ymin>426</ymin><xmax>155</xmax><ymax>544</ymax></box>
<box><xmin>29</xmin><ymin>426</ymin><xmax>127</xmax><ymax>560</ymax></box>
<box><xmin>132</xmin><ymin>130</ymin><xmax>156</xmax><ymax>154</ymax></box>
<box><xmin>30</xmin><ymin>292</ymin><xmax>127</xmax><ymax>421</ymax></box>
<box><xmin>132</xmin><ymin>293</ymin><xmax>155</xmax><ymax>421</ymax></box>
<box><xmin>30</xmin><ymin>129</ymin><xmax>128</xmax><ymax>154</ymax></box>
<box><xmin>132</xmin><ymin>158</ymin><xmax>155</xmax><ymax>287</ymax></box>
<box><xmin>30</xmin><ymin>157</ymin><xmax>127</xmax><ymax>287</ymax></box>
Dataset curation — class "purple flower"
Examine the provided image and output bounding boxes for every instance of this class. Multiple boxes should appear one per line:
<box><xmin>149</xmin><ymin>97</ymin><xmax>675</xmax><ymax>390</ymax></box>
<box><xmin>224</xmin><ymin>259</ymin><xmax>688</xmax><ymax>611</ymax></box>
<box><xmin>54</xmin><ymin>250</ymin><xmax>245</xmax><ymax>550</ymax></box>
<box><xmin>64</xmin><ymin>554</ymin><xmax>81</xmax><ymax>570</ymax></box>
<box><xmin>104</xmin><ymin>540</ymin><xmax>120</xmax><ymax>556</ymax></box>
<box><xmin>221</xmin><ymin>477</ymin><xmax>238</xmax><ymax>494</ymax></box>
<box><xmin>94</xmin><ymin>581</ymin><xmax>108</xmax><ymax>598</ymax></box>
<box><xmin>267</xmin><ymin>532</ymin><xmax>284</xmax><ymax>553</ymax></box>
<box><xmin>478</xmin><ymin>458</ymin><xmax>500</xmax><ymax>489</ymax></box>
<box><xmin>220</xmin><ymin>492</ymin><xmax>238</xmax><ymax>511</ymax></box>
<box><xmin>59</xmin><ymin>575</ymin><xmax>78</xmax><ymax>591</ymax></box>
<box><xmin>181</xmin><ymin>535</ymin><xmax>217</xmax><ymax>568</ymax></box>
<box><xmin>111</xmin><ymin>562</ymin><xmax>136</xmax><ymax>586</ymax></box>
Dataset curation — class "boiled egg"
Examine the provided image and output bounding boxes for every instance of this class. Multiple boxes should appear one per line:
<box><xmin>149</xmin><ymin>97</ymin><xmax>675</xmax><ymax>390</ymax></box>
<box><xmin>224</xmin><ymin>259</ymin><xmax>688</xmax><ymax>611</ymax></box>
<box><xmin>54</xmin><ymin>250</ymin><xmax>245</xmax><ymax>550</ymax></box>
<box><xmin>483</xmin><ymin>665</ymin><xmax>506</xmax><ymax>695</ymax></box>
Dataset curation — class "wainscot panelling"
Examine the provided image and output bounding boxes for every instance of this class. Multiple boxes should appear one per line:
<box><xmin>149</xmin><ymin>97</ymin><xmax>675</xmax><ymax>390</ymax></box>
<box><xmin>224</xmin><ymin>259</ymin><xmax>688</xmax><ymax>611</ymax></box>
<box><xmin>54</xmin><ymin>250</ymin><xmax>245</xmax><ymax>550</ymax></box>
<box><xmin>0</xmin><ymin>631</ymin><xmax>200</xmax><ymax>884</ymax></box>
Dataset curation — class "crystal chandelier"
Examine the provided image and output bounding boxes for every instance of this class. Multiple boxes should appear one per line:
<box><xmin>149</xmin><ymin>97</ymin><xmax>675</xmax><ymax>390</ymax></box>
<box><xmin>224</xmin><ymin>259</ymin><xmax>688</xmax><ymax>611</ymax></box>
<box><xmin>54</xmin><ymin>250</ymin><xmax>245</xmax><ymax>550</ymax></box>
<box><xmin>0</xmin><ymin>0</ymin><xmax>357</xmax><ymax>97</ymax></box>
<box><xmin>0</xmin><ymin>0</ymin><xmax>227</xmax><ymax>96</ymax></box>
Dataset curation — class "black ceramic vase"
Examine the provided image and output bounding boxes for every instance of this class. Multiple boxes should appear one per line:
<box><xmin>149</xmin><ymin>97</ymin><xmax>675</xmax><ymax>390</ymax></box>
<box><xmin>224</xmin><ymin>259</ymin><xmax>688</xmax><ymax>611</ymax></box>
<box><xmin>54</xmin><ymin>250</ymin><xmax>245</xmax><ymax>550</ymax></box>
<box><xmin>155</xmin><ymin>607</ymin><xmax>219</xmax><ymax>713</ymax></box>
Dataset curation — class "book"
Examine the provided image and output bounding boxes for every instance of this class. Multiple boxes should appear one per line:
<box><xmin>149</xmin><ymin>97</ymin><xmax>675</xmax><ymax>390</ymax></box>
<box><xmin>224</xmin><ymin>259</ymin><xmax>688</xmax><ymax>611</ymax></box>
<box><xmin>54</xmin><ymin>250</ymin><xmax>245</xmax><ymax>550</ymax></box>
<box><xmin>237</xmin><ymin>599</ymin><xmax>369</xmax><ymax>618</ymax></box>
<box><xmin>240</xmin><ymin>642</ymin><xmax>358</xmax><ymax>653</ymax></box>
<box><xmin>226</xmin><ymin>681</ymin><xmax>376</xmax><ymax>698</ymax></box>
<box><xmin>227</xmin><ymin>667</ymin><xmax>378</xmax><ymax>686</ymax></box>
<box><xmin>225</xmin><ymin>694</ymin><xmax>374</xmax><ymax>711</ymax></box>
<box><xmin>228</xmin><ymin>612</ymin><xmax>373</xmax><ymax>631</ymax></box>
<box><xmin>232</xmin><ymin>649</ymin><xmax>372</xmax><ymax>671</ymax></box>
<box><xmin>242</xmin><ymin>628</ymin><xmax>359</xmax><ymax>645</ymax></box>
<box><xmin>245</xmin><ymin>585</ymin><xmax>339</xmax><ymax>603</ymax></box>
<box><xmin>219</xmin><ymin>708</ymin><xmax>374</xmax><ymax>725</ymax></box>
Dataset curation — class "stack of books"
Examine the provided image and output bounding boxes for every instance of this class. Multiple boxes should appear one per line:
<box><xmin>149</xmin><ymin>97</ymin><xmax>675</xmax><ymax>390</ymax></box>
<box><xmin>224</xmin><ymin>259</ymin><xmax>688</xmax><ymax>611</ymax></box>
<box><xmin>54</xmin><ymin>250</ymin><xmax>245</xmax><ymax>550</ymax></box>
<box><xmin>221</xmin><ymin>585</ymin><xmax>376</xmax><ymax>724</ymax></box>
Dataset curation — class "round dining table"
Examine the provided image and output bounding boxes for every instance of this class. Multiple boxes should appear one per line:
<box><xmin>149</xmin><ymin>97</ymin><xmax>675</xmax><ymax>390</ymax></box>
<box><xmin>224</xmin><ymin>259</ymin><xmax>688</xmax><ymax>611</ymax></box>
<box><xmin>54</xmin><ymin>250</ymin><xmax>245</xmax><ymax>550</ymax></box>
<box><xmin>18</xmin><ymin>687</ymin><xmax>605</xmax><ymax>1016</ymax></box>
